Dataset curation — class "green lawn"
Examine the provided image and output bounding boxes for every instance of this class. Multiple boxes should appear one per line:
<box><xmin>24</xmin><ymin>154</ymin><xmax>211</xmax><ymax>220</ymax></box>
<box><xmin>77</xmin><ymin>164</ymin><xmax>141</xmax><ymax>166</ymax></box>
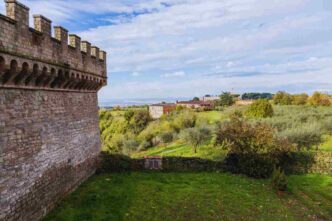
<box><xmin>196</xmin><ymin>106</ymin><xmax>249</xmax><ymax>123</ymax></box>
<box><xmin>44</xmin><ymin>173</ymin><xmax>332</xmax><ymax>221</ymax></box>
<box><xmin>196</xmin><ymin>111</ymin><xmax>224</xmax><ymax>123</ymax></box>
<box><xmin>131</xmin><ymin>143</ymin><xmax>226</xmax><ymax>161</ymax></box>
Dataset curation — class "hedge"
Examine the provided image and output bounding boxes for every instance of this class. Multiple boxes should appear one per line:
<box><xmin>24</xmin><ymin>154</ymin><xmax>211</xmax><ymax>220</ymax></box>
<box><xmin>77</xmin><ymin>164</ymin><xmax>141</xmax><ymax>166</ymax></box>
<box><xmin>278</xmin><ymin>152</ymin><xmax>332</xmax><ymax>175</ymax></box>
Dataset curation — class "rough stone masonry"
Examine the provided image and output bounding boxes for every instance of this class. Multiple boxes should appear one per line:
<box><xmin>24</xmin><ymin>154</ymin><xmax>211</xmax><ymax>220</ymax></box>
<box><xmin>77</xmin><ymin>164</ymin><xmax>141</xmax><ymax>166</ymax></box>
<box><xmin>0</xmin><ymin>0</ymin><xmax>107</xmax><ymax>220</ymax></box>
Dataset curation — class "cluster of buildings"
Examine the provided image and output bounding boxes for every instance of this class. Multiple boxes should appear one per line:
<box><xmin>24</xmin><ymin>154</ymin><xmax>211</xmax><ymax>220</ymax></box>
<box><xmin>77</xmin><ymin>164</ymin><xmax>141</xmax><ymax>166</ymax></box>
<box><xmin>149</xmin><ymin>95</ymin><xmax>218</xmax><ymax>119</ymax></box>
<box><xmin>149</xmin><ymin>94</ymin><xmax>256</xmax><ymax>119</ymax></box>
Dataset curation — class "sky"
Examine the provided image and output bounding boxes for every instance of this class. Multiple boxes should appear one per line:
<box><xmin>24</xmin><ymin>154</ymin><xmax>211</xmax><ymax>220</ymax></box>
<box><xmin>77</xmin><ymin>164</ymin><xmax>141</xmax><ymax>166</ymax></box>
<box><xmin>1</xmin><ymin>0</ymin><xmax>332</xmax><ymax>101</ymax></box>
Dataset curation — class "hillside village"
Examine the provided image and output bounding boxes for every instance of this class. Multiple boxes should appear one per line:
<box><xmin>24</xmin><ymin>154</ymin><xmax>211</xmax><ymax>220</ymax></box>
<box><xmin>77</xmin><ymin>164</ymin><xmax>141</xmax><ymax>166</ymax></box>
<box><xmin>149</xmin><ymin>93</ymin><xmax>259</xmax><ymax>119</ymax></box>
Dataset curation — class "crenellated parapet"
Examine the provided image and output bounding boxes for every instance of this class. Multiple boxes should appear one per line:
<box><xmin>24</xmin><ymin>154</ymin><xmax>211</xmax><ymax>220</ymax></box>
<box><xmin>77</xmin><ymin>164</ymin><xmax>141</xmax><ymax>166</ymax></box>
<box><xmin>0</xmin><ymin>0</ymin><xmax>107</xmax><ymax>92</ymax></box>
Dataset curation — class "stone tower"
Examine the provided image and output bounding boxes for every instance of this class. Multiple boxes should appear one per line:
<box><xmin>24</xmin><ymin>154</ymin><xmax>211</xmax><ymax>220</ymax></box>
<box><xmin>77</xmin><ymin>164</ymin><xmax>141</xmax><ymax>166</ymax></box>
<box><xmin>0</xmin><ymin>0</ymin><xmax>107</xmax><ymax>220</ymax></box>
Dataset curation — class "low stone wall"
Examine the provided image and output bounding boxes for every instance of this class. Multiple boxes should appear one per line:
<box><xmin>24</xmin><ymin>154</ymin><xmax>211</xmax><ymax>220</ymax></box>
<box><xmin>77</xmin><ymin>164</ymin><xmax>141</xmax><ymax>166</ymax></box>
<box><xmin>161</xmin><ymin>157</ymin><xmax>223</xmax><ymax>172</ymax></box>
<box><xmin>98</xmin><ymin>152</ymin><xmax>332</xmax><ymax>175</ymax></box>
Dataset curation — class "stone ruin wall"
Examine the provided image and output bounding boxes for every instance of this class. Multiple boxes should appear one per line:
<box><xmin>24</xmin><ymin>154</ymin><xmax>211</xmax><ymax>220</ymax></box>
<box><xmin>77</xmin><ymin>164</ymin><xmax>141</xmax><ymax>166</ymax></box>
<box><xmin>0</xmin><ymin>0</ymin><xmax>107</xmax><ymax>220</ymax></box>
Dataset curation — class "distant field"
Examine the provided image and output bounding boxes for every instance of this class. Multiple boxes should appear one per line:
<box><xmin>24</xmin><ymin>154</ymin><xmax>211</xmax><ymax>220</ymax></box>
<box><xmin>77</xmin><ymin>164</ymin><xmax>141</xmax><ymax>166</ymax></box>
<box><xmin>44</xmin><ymin>173</ymin><xmax>332</xmax><ymax>221</ymax></box>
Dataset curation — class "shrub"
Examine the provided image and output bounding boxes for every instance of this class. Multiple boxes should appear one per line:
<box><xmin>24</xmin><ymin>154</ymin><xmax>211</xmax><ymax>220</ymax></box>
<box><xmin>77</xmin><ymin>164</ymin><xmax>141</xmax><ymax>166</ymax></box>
<box><xmin>138</xmin><ymin>141</ymin><xmax>152</xmax><ymax>151</ymax></box>
<box><xmin>181</xmin><ymin>126</ymin><xmax>211</xmax><ymax>153</ymax></box>
<box><xmin>273</xmin><ymin>91</ymin><xmax>293</xmax><ymax>105</ymax></box>
<box><xmin>271</xmin><ymin>167</ymin><xmax>287</xmax><ymax>191</ymax></box>
<box><xmin>308</xmin><ymin>92</ymin><xmax>331</xmax><ymax>106</ymax></box>
<box><xmin>292</xmin><ymin>93</ymin><xmax>309</xmax><ymax>105</ymax></box>
<box><xmin>218</xmin><ymin>92</ymin><xmax>235</xmax><ymax>107</ymax></box>
<box><xmin>171</xmin><ymin>110</ymin><xmax>196</xmax><ymax>132</ymax></box>
<box><xmin>124</xmin><ymin>109</ymin><xmax>135</xmax><ymax>122</ymax></box>
<box><xmin>159</xmin><ymin>132</ymin><xmax>174</xmax><ymax>144</ymax></box>
<box><xmin>129</xmin><ymin>109</ymin><xmax>151</xmax><ymax>134</ymax></box>
<box><xmin>223</xmin><ymin>153</ymin><xmax>275</xmax><ymax>178</ymax></box>
<box><xmin>99</xmin><ymin>110</ymin><xmax>113</xmax><ymax>121</ymax></box>
<box><xmin>107</xmin><ymin>133</ymin><xmax>125</xmax><ymax>153</ymax></box>
<box><xmin>215</xmin><ymin>117</ymin><xmax>293</xmax><ymax>178</ymax></box>
<box><xmin>176</xmin><ymin>105</ymin><xmax>185</xmax><ymax>111</ymax></box>
<box><xmin>214</xmin><ymin>117</ymin><xmax>292</xmax><ymax>154</ymax></box>
<box><xmin>122</xmin><ymin>139</ymin><xmax>139</xmax><ymax>155</ymax></box>
<box><xmin>229</xmin><ymin>110</ymin><xmax>243</xmax><ymax>119</ymax></box>
<box><xmin>242</xmin><ymin>93</ymin><xmax>273</xmax><ymax>100</ymax></box>
<box><xmin>214</xmin><ymin>106</ymin><xmax>224</xmax><ymax>111</ymax></box>
<box><xmin>245</xmin><ymin>99</ymin><xmax>274</xmax><ymax>118</ymax></box>
<box><xmin>278</xmin><ymin>123</ymin><xmax>323</xmax><ymax>150</ymax></box>
<box><xmin>322</xmin><ymin>117</ymin><xmax>332</xmax><ymax>134</ymax></box>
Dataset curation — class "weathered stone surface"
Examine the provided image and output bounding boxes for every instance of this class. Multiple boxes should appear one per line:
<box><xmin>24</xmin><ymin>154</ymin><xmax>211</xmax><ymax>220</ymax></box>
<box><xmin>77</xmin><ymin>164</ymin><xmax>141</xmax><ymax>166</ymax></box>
<box><xmin>0</xmin><ymin>0</ymin><xmax>107</xmax><ymax>220</ymax></box>
<box><xmin>0</xmin><ymin>90</ymin><xmax>101</xmax><ymax>221</ymax></box>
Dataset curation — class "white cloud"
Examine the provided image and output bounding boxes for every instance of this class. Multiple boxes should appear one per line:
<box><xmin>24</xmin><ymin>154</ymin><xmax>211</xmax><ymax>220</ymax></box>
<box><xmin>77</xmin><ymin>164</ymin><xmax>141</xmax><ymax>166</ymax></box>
<box><xmin>1</xmin><ymin>0</ymin><xmax>332</xmax><ymax>99</ymax></box>
<box><xmin>162</xmin><ymin>71</ymin><xmax>186</xmax><ymax>78</ymax></box>
<box><xmin>132</xmin><ymin>72</ymin><xmax>140</xmax><ymax>77</ymax></box>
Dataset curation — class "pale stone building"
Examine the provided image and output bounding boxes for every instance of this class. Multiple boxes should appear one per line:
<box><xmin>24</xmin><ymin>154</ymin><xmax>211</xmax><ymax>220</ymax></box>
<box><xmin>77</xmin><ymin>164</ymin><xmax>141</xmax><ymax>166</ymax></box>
<box><xmin>149</xmin><ymin>103</ymin><xmax>176</xmax><ymax>119</ymax></box>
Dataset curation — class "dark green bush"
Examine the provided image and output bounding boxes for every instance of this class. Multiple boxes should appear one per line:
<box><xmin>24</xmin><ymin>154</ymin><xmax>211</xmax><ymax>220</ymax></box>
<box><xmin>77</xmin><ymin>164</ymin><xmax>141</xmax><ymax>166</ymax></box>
<box><xmin>129</xmin><ymin>109</ymin><xmax>151</xmax><ymax>134</ymax></box>
<box><xmin>277</xmin><ymin>152</ymin><xmax>316</xmax><ymax>174</ymax></box>
<box><xmin>124</xmin><ymin>109</ymin><xmax>135</xmax><ymax>122</ymax></box>
<box><xmin>218</xmin><ymin>92</ymin><xmax>235</xmax><ymax>107</ymax></box>
<box><xmin>271</xmin><ymin>167</ymin><xmax>287</xmax><ymax>191</ymax></box>
<box><xmin>223</xmin><ymin>153</ymin><xmax>275</xmax><ymax>178</ymax></box>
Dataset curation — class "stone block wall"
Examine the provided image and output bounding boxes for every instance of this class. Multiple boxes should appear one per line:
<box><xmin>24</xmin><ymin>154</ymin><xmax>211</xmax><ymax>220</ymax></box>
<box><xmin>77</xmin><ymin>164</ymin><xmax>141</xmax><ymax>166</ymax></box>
<box><xmin>0</xmin><ymin>89</ymin><xmax>101</xmax><ymax>221</ymax></box>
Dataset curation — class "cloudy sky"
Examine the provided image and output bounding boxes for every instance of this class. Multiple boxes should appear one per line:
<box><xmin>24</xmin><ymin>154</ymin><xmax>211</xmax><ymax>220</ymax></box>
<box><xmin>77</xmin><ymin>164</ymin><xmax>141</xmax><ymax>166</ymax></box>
<box><xmin>1</xmin><ymin>0</ymin><xmax>332</xmax><ymax>101</ymax></box>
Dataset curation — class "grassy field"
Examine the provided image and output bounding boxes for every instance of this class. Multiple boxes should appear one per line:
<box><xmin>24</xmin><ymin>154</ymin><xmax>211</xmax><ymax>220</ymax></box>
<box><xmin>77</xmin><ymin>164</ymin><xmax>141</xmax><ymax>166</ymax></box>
<box><xmin>196</xmin><ymin>111</ymin><xmax>224</xmax><ymax>123</ymax></box>
<box><xmin>132</xmin><ymin>143</ymin><xmax>226</xmax><ymax>160</ymax></box>
<box><xmin>44</xmin><ymin>173</ymin><xmax>332</xmax><ymax>221</ymax></box>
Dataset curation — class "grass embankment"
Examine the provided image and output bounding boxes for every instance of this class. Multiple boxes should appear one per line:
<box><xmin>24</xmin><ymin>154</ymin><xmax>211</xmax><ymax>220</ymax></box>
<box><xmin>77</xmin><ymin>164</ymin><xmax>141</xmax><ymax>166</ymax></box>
<box><xmin>44</xmin><ymin>173</ymin><xmax>332</xmax><ymax>221</ymax></box>
<box><xmin>132</xmin><ymin>135</ymin><xmax>332</xmax><ymax>159</ymax></box>
<box><xmin>132</xmin><ymin>143</ymin><xmax>226</xmax><ymax>160</ymax></box>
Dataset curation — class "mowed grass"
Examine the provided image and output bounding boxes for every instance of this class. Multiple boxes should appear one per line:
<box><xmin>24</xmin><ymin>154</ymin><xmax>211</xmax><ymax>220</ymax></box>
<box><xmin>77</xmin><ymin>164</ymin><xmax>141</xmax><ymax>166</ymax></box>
<box><xmin>44</xmin><ymin>173</ymin><xmax>332</xmax><ymax>221</ymax></box>
<box><xmin>131</xmin><ymin>143</ymin><xmax>226</xmax><ymax>161</ymax></box>
<box><xmin>196</xmin><ymin>106</ymin><xmax>249</xmax><ymax>123</ymax></box>
<box><xmin>196</xmin><ymin>111</ymin><xmax>225</xmax><ymax>123</ymax></box>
